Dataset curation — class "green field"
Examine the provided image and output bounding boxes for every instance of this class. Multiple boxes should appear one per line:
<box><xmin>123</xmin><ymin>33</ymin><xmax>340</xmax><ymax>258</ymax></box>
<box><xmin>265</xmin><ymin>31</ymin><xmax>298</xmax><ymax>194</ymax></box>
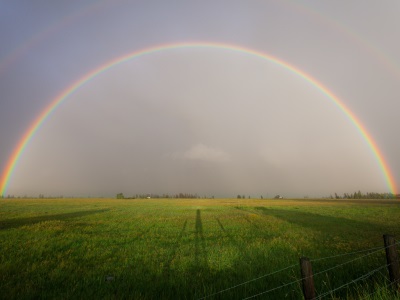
<box><xmin>0</xmin><ymin>198</ymin><xmax>399</xmax><ymax>299</ymax></box>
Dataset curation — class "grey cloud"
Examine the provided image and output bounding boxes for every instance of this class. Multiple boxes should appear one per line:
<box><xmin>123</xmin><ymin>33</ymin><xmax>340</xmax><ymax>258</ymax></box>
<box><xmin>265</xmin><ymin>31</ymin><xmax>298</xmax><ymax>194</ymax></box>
<box><xmin>183</xmin><ymin>143</ymin><xmax>231</xmax><ymax>163</ymax></box>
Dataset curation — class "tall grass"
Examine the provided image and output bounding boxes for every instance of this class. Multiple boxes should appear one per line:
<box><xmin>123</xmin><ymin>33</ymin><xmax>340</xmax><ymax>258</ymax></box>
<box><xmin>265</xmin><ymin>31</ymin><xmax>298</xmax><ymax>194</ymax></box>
<box><xmin>0</xmin><ymin>198</ymin><xmax>399</xmax><ymax>299</ymax></box>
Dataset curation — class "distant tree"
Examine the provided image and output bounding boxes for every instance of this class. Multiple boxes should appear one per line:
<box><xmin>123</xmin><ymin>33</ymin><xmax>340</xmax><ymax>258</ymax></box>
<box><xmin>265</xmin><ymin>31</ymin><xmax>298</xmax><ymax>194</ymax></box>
<box><xmin>237</xmin><ymin>195</ymin><xmax>241</xmax><ymax>199</ymax></box>
<box><xmin>116</xmin><ymin>193</ymin><xmax>124</xmax><ymax>199</ymax></box>
<box><xmin>260</xmin><ymin>195</ymin><xmax>263</xmax><ymax>199</ymax></box>
<box><xmin>327</xmin><ymin>191</ymin><xmax>398</xmax><ymax>200</ymax></box>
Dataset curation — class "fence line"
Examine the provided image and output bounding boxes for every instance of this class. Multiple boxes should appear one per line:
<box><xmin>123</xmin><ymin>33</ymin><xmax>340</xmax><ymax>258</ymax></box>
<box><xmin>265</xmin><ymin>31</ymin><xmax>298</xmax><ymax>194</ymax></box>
<box><xmin>310</xmin><ymin>240</ymin><xmax>400</xmax><ymax>264</ymax></box>
<box><xmin>360</xmin><ymin>276</ymin><xmax>400</xmax><ymax>300</ymax></box>
<box><xmin>301</xmin><ymin>240</ymin><xmax>399</xmax><ymax>282</ymax></box>
<box><xmin>198</xmin><ymin>238</ymin><xmax>399</xmax><ymax>300</ymax></box>
<box><xmin>302</xmin><ymin>241</ymin><xmax>399</xmax><ymax>300</ymax></box>
<box><xmin>311</xmin><ymin>246</ymin><xmax>386</xmax><ymax>278</ymax></box>
<box><xmin>198</xmin><ymin>263</ymin><xmax>298</xmax><ymax>299</ymax></box>
<box><xmin>201</xmin><ymin>245</ymin><xmax>383</xmax><ymax>300</ymax></box>
<box><xmin>243</xmin><ymin>264</ymin><xmax>393</xmax><ymax>300</ymax></box>
<box><xmin>310</xmin><ymin>245</ymin><xmax>384</xmax><ymax>262</ymax></box>
<box><xmin>378</xmin><ymin>268</ymin><xmax>393</xmax><ymax>284</ymax></box>
<box><xmin>242</xmin><ymin>277</ymin><xmax>302</xmax><ymax>300</ymax></box>
<box><xmin>315</xmin><ymin>263</ymin><xmax>390</xmax><ymax>299</ymax></box>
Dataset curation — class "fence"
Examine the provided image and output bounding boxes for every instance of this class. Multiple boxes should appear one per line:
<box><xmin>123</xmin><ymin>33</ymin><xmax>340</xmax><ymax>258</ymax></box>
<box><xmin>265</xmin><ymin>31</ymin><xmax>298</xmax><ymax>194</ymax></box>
<box><xmin>199</xmin><ymin>235</ymin><xmax>400</xmax><ymax>300</ymax></box>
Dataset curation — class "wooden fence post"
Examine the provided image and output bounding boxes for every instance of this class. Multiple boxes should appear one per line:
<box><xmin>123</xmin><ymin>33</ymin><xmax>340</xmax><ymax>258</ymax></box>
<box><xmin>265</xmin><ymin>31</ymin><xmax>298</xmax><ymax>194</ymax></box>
<box><xmin>300</xmin><ymin>257</ymin><xmax>316</xmax><ymax>300</ymax></box>
<box><xmin>383</xmin><ymin>234</ymin><xmax>400</xmax><ymax>292</ymax></box>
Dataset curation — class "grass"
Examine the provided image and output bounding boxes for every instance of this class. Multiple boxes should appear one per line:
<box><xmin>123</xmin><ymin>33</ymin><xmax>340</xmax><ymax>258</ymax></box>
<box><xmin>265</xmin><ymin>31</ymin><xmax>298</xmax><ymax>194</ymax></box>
<box><xmin>0</xmin><ymin>198</ymin><xmax>399</xmax><ymax>299</ymax></box>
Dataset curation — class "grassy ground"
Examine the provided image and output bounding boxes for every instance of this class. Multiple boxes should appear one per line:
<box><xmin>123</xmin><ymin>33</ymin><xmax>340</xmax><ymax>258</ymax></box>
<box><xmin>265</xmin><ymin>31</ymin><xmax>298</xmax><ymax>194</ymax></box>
<box><xmin>0</xmin><ymin>198</ymin><xmax>399</xmax><ymax>299</ymax></box>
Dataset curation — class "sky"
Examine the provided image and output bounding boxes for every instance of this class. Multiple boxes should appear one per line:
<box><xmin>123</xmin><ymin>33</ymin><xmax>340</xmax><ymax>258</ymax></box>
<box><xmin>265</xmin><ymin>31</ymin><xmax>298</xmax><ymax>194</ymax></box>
<box><xmin>0</xmin><ymin>0</ymin><xmax>399</xmax><ymax>198</ymax></box>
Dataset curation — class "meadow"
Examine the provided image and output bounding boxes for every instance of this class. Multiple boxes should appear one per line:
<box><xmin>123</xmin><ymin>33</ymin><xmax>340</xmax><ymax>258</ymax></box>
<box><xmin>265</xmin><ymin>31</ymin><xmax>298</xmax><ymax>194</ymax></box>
<box><xmin>0</xmin><ymin>198</ymin><xmax>399</xmax><ymax>299</ymax></box>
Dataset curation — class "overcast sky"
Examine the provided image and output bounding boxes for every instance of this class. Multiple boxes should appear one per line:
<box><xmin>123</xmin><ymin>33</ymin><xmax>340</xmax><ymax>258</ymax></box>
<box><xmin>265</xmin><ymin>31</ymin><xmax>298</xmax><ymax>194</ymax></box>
<box><xmin>1</xmin><ymin>0</ymin><xmax>399</xmax><ymax>198</ymax></box>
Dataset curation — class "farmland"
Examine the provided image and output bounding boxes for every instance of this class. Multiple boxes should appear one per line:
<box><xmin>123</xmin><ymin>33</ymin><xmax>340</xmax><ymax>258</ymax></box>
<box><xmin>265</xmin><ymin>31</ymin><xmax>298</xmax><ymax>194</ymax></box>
<box><xmin>0</xmin><ymin>198</ymin><xmax>399</xmax><ymax>299</ymax></box>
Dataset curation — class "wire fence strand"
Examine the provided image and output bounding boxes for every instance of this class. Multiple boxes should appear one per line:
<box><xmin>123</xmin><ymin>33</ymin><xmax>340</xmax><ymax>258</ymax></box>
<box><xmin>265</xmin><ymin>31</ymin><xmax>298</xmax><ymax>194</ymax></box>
<box><xmin>198</xmin><ymin>263</ymin><xmax>298</xmax><ymax>299</ymax></box>
<box><xmin>199</xmin><ymin>239</ymin><xmax>399</xmax><ymax>300</ymax></box>
<box><xmin>311</xmin><ymin>239</ymin><xmax>400</xmax><ymax>264</ymax></box>
<box><xmin>317</xmin><ymin>258</ymin><xmax>400</xmax><ymax>300</ymax></box>
<box><xmin>310</xmin><ymin>245</ymin><xmax>384</xmax><ymax>262</ymax></box>
<box><xmin>315</xmin><ymin>264</ymin><xmax>389</xmax><ymax>299</ymax></box>
<box><xmin>311</xmin><ymin>246</ymin><xmax>386</xmax><ymax>279</ymax></box>
<box><xmin>242</xmin><ymin>277</ymin><xmax>302</xmax><ymax>300</ymax></box>
<box><xmin>311</xmin><ymin>240</ymin><xmax>400</xmax><ymax>280</ymax></box>
<box><xmin>360</xmin><ymin>277</ymin><xmax>400</xmax><ymax>300</ymax></box>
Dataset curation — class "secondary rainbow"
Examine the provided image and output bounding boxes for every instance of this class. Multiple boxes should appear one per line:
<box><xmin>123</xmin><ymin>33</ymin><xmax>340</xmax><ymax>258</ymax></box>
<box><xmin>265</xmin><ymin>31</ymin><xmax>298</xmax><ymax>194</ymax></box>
<box><xmin>0</xmin><ymin>42</ymin><xmax>396</xmax><ymax>195</ymax></box>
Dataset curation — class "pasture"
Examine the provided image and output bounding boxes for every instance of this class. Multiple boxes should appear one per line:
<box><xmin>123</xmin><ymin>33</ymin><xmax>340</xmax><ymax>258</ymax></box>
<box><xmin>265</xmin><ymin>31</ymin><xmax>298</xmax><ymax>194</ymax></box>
<box><xmin>0</xmin><ymin>198</ymin><xmax>399</xmax><ymax>299</ymax></box>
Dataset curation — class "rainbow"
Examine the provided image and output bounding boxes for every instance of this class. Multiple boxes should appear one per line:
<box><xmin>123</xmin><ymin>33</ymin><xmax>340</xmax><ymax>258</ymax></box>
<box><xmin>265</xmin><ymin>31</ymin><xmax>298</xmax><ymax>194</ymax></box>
<box><xmin>0</xmin><ymin>42</ymin><xmax>397</xmax><ymax>195</ymax></box>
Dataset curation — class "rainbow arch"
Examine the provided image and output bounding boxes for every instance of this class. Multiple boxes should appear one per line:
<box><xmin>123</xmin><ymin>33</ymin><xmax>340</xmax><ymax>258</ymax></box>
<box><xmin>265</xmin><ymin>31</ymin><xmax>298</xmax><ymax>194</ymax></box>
<box><xmin>0</xmin><ymin>42</ymin><xmax>396</xmax><ymax>195</ymax></box>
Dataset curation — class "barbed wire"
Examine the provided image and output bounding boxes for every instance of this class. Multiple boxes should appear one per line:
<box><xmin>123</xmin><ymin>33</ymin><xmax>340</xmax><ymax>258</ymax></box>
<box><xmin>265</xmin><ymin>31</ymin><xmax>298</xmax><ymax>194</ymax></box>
<box><xmin>198</xmin><ymin>263</ymin><xmax>298</xmax><ymax>299</ymax></box>
<box><xmin>310</xmin><ymin>240</ymin><xmax>400</xmax><ymax>279</ymax></box>
<box><xmin>311</xmin><ymin>246</ymin><xmax>387</xmax><ymax>279</ymax></box>
<box><xmin>242</xmin><ymin>276</ymin><xmax>302</xmax><ymax>300</ymax></box>
<box><xmin>360</xmin><ymin>258</ymin><xmax>400</xmax><ymax>300</ymax></box>
<box><xmin>360</xmin><ymin>276</ymin><xmax>400</xmax><ymax>300</ymax></box>
<box><xmin>315</xmin><ymin>264</ymin><xmax>389</xmax><ymax>299</ymax></box>
<box><xmin>317</xmin><ymin>259</ymin><xmax>400</xmax><ymax>300</ymax></box>
<box><xmin>240</xmin><ymin>241</ymin><xmax>400</xmax><ymax>299</ymax></box>
<box><xmin>310</xmin><ymin>245</ymin><xmax>384</xmax><ymax>262</ymax></box>
<box><xmin>199</xmin><ymin>239</ymin><xmax>399</xmax><ymax>300</ymax></box>
<box><xmin>311</xmin><ymin>238</ymin><xmax>399</xmax><ymax>263</ymax></box>
<box><xmin>377</xmin><ymin>268</ymin><xmax>392</xmax><ymax>284</ymax></box>
<box><xmin>243</xmin><ymin>258</ymin><xmax>398</xmax><ymax>300</ymax></box>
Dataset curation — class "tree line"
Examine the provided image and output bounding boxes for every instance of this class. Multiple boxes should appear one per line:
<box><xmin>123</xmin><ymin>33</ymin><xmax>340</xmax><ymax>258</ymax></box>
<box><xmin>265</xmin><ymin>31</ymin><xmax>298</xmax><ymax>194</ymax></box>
<box><xmin>331</xmin><ymin>191</ymin><xmax>399</xmax><ymax>199</ymax></box>
<box><xmin>116</xmin><ymin>193</ymin><xmax>213</xmax><ymax>199</ymax></box>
